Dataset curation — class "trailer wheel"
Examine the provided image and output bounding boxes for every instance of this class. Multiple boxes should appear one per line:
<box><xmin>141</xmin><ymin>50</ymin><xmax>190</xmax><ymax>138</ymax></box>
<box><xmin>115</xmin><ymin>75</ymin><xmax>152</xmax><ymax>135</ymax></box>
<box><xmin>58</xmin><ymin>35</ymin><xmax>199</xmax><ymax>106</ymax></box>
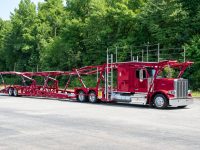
<box><xmin>8</xmin><ymin>88</ymin><xmax>14</xmax><ymax>96</ymax></box>
<box><xmin>13</xmin><ymin>88</ymin><xmax>18</xmax><ymax>97</ymax></box>
<box><xmin>77</xmin><ymin>91</ymin><xmax>87</xmax><ymax>102</ymax></box>
<box><xmin>88</xmin><ymin>91</ymin><xmax>98</xmax><ymax>103</ymax></box>
<box><xmin>153</xmin><ymin>94</ymin><xmax>168</xmax><ymax>109</ymax></box>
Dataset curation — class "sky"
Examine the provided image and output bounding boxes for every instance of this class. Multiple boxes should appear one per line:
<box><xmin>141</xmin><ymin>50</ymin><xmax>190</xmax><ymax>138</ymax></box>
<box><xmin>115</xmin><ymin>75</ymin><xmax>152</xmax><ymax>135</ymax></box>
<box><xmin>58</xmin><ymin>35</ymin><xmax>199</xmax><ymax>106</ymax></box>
<box><xmin>0</xmin><ymin>0</ymin><xmax>44</xmax><ymax>20</ymax></box>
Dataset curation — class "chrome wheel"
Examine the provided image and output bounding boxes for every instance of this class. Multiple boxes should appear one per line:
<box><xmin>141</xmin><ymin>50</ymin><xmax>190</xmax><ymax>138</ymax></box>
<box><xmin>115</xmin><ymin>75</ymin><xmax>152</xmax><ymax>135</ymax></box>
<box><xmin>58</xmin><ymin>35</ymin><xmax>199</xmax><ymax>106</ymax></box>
<box><xmin>13</xmin><ymin>88</ymin><xmax>18</xmax><ymax>97</ymax></box>
<box><xmin>77</xmin><ymin>91</ymin><xmax>87</xmax><ymax>102</ymax></box>
<box><xmin>8</xmin><ymin>88</ymin><xmax>13</xmax><ymax>96</ymax></box>
<box><xmin>154</xmin><ymin>97</ymin><xmax>165</xmax><ymax>108</ymax></box>
<box><xmin>153</xmin><ymin>94</ymin><xmax>168</xmax><ymax>109</ymax></box>
<box><xmin>88</xmin><ymin>91</ymin><xmax>97</xmax><ymax>103</ymax></box>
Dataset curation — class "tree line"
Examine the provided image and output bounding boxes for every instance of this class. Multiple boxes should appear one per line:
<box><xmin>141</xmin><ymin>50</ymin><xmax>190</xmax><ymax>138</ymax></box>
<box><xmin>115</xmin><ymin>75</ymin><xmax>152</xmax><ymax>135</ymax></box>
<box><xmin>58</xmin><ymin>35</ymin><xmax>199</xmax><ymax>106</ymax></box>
<box><xmin>0</xmin><ymin>0</ymin><xmax>199</xmax><ymax>89</ymax></box>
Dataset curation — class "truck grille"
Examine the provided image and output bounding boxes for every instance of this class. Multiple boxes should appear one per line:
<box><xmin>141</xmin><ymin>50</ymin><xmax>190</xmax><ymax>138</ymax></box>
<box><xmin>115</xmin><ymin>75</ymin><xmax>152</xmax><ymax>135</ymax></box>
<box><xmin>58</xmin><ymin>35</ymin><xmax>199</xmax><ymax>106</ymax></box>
<box><xmin>174</xmin><ymin>79</ymin><xmax>188</xmax><ymax>98</ymax></box>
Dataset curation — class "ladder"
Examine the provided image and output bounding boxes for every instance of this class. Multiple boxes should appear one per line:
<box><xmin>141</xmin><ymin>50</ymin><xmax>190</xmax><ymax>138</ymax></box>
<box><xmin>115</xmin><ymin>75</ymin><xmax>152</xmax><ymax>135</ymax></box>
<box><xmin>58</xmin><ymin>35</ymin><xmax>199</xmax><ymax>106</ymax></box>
<box><xmin>105</xmin><ymin>52</ymin><xmax>113</xmax><ymax>100</ymax></box>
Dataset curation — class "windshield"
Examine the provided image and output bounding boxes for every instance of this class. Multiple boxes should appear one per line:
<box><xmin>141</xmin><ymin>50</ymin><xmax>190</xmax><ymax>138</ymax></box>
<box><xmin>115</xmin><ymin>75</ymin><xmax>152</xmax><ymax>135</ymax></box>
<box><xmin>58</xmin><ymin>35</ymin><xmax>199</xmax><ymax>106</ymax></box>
<box><xmin>146</xmin><ymin>67</ymin><xmax>156</xmax><ymax>78</ymax></box>
<box><xmin>146</xmin><ymin>66</ymin><xmax>181</xmax><ymax>79</ymax></box>
<box><xmin>157</xmin><ymin>66</ymin><xmax>180</xmax><ymax>78</ymax></box>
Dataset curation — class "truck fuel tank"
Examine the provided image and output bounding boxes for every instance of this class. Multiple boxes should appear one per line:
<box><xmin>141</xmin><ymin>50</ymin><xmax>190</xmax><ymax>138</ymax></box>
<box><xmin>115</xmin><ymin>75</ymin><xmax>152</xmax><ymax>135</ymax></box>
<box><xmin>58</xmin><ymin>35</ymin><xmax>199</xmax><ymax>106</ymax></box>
<box><xmin>111</xmin><ymin>92</ymin><xmax>147</xmax><ymax>104</ymax></box>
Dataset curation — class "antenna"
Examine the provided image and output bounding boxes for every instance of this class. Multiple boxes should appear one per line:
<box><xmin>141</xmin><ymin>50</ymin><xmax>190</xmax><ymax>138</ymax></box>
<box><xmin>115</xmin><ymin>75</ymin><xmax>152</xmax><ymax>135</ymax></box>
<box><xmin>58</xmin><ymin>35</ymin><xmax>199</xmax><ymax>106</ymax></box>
<box><xmin>158</xmin><ymin>43</ymin><xmax>160</xmax><ymax>62</ymax></box>
<box><xmin>146</xmin><ymin>42</ymin><xmax>149</xmax><ymax>62</ymax></box>
<box><xmin>14</xmin><ymin>63</ymin><xmax>16</xmax><ymax>71</ymax></box>
<box><xmin>115</xmin><ymin>47</ymin><xmax>118</xmax><ymax>63</ymax></box>
<box><xmin>184</xmin><ymin>47</ymin><xmax>186</xmax><ymax>62</ymax></box>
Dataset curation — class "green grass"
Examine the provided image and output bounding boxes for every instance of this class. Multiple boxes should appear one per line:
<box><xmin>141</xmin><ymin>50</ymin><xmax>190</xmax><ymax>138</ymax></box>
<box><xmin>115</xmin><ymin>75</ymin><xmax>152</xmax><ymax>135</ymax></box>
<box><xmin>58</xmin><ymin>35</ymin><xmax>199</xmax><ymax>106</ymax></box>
<box><xmin>192</xmin><ymin>91</ymin><xmax>200</xmax><ymax>97</ymax></box>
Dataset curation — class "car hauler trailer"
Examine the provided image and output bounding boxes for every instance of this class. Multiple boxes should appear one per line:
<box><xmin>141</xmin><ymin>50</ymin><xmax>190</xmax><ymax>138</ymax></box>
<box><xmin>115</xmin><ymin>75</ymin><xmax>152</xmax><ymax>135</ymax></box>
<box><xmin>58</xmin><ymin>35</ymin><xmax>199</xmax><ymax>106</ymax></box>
<box><xmin>0</xmin><ymin>60</ymin><xmax>193</xmax><ymax>109</ymax></box>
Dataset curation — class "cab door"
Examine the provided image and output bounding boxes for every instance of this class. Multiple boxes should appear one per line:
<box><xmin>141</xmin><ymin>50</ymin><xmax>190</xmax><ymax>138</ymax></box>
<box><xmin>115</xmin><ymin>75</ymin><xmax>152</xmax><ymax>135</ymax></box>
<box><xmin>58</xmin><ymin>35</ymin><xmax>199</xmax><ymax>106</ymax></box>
<box><xmin>131</xmin><ymin>68</ymin><xmax>148</xmax><ymax>93</ymax></box>
<box><xmin>117</xmin><ymin>66</ymin><xmax>129</xmax><ymax>92</ymax></box>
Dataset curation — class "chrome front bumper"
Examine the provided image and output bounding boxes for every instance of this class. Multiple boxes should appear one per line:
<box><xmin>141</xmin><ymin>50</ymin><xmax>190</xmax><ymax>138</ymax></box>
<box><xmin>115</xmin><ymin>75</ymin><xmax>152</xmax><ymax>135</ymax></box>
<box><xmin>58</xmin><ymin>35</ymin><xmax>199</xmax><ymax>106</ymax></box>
<box><xmin>169</xmin><ymin>98</ymin><xmax>193</xmax><ymax>107</ymax></box>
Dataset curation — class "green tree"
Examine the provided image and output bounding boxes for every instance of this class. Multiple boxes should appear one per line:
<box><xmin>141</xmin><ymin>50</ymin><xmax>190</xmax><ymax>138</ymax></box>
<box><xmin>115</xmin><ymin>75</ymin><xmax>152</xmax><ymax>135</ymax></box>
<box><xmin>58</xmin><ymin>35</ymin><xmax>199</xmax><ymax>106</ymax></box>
<box><xmin>179</xmin><ymin>0</ymin><xmax>200</xmax><ymax>16</ymax></box>
<box><xmin>137</xmin><ymin>0</ymin><xmax>188</xmax><ymax>46</ymax></box>
<box><xmin>38</xmin><ymin>0</ymin><xmax>65</xmax><ymax>37</ymax></box>
<box><xmin>38</xmin><ymin>0</ymin><xmax>66</xmax><ymax>70</ymax></box>
<box><xmin>185</xmin><ymin>35</ymin><xmax>200</xmax><ymax>90</ymax></box>
<box><xmin>0</xmin><ymin>19</ymin><xmax>11</xmax><ymax>71</ymax></box>
<box><xmin>3</xmin><ymin>0</ymin><xmax>38</xmax><ymax>71</ymax></box>
<box><xmin>0</xmin><ymin>0</ymin><xmax>199</xmax><ymax>90</ymax></box>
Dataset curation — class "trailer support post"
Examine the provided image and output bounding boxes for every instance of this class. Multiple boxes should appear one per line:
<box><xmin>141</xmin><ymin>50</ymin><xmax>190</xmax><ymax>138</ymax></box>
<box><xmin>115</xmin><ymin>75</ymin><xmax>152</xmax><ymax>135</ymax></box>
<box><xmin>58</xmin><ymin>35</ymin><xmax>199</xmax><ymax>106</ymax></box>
<box><xmin>76</xmin><ymin>69</ymin><xmax>86</xmax><ymax>88</ymax></box>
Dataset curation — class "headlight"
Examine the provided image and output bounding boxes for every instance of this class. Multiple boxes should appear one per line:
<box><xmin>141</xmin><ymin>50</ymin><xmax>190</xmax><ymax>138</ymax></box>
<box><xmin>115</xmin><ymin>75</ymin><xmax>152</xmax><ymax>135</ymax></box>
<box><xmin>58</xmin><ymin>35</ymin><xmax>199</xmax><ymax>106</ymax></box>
<box><xmin>188</xmin><ymin>90</ymin><xmax>192</xmax><ymax>95</ymax></box>
<box><xmin>168</xmin><ymin>90</ymin><xmax>176</xmax><ymax>95</ymax></box>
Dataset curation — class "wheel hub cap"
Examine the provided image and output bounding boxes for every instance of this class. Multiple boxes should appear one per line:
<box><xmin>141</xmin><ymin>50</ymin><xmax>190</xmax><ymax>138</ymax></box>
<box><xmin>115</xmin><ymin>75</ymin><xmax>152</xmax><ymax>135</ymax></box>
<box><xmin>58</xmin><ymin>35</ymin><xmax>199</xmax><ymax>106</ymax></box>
<box><xmin>79</xmin><ymin>93</ymin><xmax>85</xmax><ymax>101</ymax></box>
<box><xmin>155</xmin><ymin>97</ymin><xmax>165</xmax><ymax>107</ymax></box>
<box><xmin>89</xmin><ymin>94</ymin><xmax>96</xmax><ymax>102</ymax></box>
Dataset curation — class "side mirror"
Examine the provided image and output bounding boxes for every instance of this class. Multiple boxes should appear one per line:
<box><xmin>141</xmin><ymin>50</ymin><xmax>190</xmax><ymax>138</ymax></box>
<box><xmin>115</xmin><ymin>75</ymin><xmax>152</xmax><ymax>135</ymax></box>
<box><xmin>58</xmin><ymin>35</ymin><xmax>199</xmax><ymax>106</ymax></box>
<box><xmin>139</xmin><ymin>69</ymin><xmax>144</xmax><ymax>82</ymax></box>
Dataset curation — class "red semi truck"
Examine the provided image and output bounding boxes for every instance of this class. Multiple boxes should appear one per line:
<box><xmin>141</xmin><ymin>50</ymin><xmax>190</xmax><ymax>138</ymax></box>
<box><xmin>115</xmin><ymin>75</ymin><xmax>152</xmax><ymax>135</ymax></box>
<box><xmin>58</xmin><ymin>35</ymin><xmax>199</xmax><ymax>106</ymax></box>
<box><xmin>0</xmin><ymin>60</ymin><xmax>193</xmax><ymax>109</ymax></box>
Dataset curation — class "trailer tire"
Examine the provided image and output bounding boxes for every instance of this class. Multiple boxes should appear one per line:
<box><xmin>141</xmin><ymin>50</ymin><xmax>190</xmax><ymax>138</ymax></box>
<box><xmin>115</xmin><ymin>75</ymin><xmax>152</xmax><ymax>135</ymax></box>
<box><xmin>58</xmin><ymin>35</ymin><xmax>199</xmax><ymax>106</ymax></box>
<box><xmin>153</xmin><ymin>94</ymin><xmax>168</xmax><ymax>109</ymax></box>
<box><xmin>8</xmin><ymin>88</ymin><xmax>14</xmax><ymax>96</ymax></box>
<box><xmin>13</xmin><ymin>88</ymin><xmax>18</xmax><ymax>97</ymax></box>
<box><xmin>77</xmin><ymin>91</ymin><xmax>87</xmax><ymax>102</ymax></box>
<box><xmin>88</xmin><ymin>91</ymin><xmax>98</xmax><ymax>103</ymax></box>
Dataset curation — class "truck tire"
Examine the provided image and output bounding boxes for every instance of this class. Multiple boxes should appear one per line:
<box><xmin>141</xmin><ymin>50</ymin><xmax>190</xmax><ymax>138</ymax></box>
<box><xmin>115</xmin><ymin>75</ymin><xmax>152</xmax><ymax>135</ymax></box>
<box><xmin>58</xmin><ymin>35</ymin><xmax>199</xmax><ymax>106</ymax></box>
<box><xmin>88</xmin><ymin>91</ymin><xmax>98</xmax><ymax>103</ymax></box>
<box><xmin>77</xmin><ymin>91</ymin><xmax>87</xmax><ymax>102</ymax></box>
<box><xmin>8</xmin><ymin>88</ymin><xmax>14</xmax><ymax>96</ymax></box>
<box><xmin>153</xmin><ymin>94</ymin><xmax>168</xmax><ymax>109</ymax></box>
<box><xmin>13</xmin><ymin>88</ymin><xmax>18</xmax><ymax>97</ymax></box>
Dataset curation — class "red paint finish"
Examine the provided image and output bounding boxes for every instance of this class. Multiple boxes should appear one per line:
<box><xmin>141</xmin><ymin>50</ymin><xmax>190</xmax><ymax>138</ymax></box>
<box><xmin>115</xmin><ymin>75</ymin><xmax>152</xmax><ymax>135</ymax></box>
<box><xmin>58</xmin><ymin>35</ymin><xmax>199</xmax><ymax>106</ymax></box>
<box><xmin>154</xmin><ymin>78</ymin><xmax>174</xmax><ymax>92</ymax></box>
<box><xmin>0</xmin><ymin>60</ymin><xmax>193</xmax><ymax>105</ymax></box>
<box><xmin>117</xmin><ymin>65</ymin><xmax>129</xmax><ymax>92</ymax></box>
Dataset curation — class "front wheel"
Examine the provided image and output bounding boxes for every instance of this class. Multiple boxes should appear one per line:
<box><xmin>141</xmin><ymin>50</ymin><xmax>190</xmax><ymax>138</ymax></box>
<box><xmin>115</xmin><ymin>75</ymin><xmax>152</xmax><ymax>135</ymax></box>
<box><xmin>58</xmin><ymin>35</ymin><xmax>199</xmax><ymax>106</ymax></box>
<box><xmin>77</xmin><ymin>91</ymin><xmax>87</xmax><ymax>102</ymax></box>
<box><xmin>153</xmin><ymin>94</ymin><xmax>168</xmax><ymax>109</ymax></box>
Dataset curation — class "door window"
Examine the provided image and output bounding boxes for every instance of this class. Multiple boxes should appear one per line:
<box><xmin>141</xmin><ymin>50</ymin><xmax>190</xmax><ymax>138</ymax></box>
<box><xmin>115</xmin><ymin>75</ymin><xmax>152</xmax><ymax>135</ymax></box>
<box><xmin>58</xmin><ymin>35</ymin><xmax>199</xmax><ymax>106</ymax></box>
<box><xmin>136</xmin><ymin>69</ymin><xmax>146</xmax><ymax>79</ymax></box>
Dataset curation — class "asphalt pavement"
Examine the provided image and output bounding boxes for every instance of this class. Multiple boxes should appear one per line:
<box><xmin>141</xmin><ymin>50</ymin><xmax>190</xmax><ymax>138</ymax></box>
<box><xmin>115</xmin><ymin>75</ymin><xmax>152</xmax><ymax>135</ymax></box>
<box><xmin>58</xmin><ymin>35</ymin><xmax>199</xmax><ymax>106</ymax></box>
<box><xmin>0</xmin><ymin>95</ymin><xmax>200</xmax><ymax>150</ymax></box>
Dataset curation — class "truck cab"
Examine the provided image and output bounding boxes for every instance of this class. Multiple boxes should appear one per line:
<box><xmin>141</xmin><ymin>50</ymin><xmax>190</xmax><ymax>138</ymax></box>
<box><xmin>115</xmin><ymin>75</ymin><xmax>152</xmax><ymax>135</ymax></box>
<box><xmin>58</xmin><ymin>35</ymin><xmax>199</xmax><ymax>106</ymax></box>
<box><xmin>111</xmin><ymin>60</ymin><xmax>193</xmax><ymax>108</ymax></box>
